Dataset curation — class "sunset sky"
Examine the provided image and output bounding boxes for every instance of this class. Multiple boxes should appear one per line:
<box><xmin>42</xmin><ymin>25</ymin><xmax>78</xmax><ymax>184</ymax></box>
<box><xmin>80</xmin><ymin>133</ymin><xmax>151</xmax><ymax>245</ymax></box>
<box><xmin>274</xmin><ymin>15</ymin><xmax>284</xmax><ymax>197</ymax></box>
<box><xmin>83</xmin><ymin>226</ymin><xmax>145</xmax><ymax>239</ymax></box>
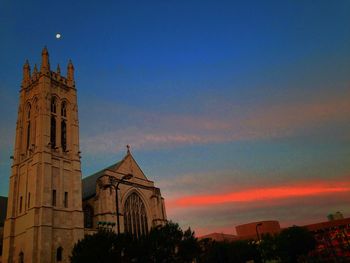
<box><xmin>0</xmin><ymin>0</ymin><xmax>349</xmax><ymax>236</ymax></box>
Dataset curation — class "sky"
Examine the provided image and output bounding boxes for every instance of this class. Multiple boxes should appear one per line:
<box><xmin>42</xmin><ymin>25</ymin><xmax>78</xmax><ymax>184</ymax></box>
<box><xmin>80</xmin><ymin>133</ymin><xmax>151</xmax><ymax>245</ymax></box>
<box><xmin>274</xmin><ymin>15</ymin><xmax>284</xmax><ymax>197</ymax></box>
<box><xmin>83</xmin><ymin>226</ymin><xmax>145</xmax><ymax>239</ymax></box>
<box><xmin>0</xmin><ymin>0</ymin><xmax>350</xmax><ymax>236</ymax></box>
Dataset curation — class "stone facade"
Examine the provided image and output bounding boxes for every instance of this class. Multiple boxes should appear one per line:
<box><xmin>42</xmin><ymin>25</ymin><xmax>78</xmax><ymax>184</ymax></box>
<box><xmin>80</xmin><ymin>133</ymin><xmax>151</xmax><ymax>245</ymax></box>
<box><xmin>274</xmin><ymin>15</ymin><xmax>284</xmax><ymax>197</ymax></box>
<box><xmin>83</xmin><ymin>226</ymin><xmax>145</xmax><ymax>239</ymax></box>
<box><xmin>2</xmin><ymin>47</ymin><xmax>84</xmax><ymax>263</ymax></box>
<box><xmin>2</xmin><ymin>48</ymin><xmax>166</xmax><ymax>263</ymax></box>
<box><xmin>82</xmin><ymin>148</ymin><xmax>167</xmax><ymax>236</ymax></box>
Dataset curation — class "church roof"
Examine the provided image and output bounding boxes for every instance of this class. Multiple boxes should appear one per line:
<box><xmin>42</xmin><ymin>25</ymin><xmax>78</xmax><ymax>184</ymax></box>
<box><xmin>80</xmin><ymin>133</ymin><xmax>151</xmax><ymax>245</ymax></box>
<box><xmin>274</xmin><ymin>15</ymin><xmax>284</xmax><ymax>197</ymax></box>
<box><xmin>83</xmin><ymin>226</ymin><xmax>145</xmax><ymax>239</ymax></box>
<box><xmin>82</xmin><ymin>161</ymin><xmax>122</xmax><ymax>200</ymax></box>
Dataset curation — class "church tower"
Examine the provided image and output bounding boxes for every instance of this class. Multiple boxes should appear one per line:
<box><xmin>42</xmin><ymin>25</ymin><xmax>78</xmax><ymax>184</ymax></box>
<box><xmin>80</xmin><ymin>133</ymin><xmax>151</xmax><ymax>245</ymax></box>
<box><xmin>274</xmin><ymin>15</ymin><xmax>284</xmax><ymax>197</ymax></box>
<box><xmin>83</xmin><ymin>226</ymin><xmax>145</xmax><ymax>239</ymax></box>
<box><xmin>2</xmin><ymin>48</ymin><xmax>84</xmax><ymax>263</ymax></box>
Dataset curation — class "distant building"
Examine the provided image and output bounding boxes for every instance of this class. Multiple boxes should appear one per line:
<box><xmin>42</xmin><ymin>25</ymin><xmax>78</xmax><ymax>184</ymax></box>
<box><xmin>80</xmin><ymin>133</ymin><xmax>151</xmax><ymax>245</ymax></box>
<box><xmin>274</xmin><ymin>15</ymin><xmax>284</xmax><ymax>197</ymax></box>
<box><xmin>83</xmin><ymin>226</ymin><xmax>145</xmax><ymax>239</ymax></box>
<box><xmin>327</xmin><ymin>211</ymin><xmax>344</xmax><ymax>221</ymax></box>
<box><xmin>236</xmin><ymin>220</ymin><xmax>281</xmax><ymax>240</ymax></box>
<box><xmin>199</xmin><ymin>232</ymin><xmax>238</xmax><ymax>242</ymax></box>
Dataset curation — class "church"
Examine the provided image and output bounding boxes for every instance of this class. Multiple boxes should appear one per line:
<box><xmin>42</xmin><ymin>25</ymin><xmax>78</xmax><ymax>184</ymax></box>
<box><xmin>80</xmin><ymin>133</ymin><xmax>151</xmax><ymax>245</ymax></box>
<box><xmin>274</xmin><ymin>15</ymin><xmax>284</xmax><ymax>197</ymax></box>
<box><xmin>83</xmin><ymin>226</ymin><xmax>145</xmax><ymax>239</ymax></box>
<box><xmin>1</xmin><ymin>48</ymin><xmax>167</xmax><ymax>263</ymax></box>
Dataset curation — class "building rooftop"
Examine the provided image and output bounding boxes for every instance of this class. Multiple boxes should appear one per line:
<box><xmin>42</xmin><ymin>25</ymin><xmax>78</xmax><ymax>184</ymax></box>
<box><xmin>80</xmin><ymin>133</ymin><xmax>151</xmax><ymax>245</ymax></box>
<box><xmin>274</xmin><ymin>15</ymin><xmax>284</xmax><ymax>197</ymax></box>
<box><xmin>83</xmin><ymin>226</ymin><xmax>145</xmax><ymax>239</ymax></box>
<box><xmin>82</xmin><ymin>161</ymin><xmax>122</xmax><ymax>200</ymax></box>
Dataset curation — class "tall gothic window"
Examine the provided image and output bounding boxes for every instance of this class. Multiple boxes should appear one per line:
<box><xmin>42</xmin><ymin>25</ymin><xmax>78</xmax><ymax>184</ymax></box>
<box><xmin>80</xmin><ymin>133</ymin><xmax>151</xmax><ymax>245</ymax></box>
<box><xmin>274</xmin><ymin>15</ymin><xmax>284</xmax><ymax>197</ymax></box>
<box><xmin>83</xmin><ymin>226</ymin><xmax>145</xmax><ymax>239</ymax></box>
<box><xmin>123</xmin><ymin>193</ymin><xmax>148</xmax><ymax>237</ymax></box>
<box><xmin>83</xmin><ymin>205</ymin><xmax>94</xmax><ymax>228</ymax></box>
<box><xmin>50</xmin><ymin>97</ymin><xmax>57</xmax><ymax>148</ymax></box>
<box><xmin>26</xmin><ymin>104</ymin><xmax>31</xmax><ymax>150</ymax></box>
<box><xmin>61</xmin><ymin>101</ymin><xmax>67</xmax><ymax>117</ymax></box>
<box><xmin>50</xmin><ymin>116</ymin><xmax>56</xmax><ymax>148</ymax></box>
<box><xmin>61</xmin><ymin>120</ymin><xmax>67</xmax><ymax>151</ymax></box>
<box><xmin>19</xmin><ymin>196</ymin><xmax>23</xmax><ymax>213</ymax></box>
<box><xmin>51</xmin><ymin>97</ymin><xmax>57</xmax><ymax>113</ymax></box>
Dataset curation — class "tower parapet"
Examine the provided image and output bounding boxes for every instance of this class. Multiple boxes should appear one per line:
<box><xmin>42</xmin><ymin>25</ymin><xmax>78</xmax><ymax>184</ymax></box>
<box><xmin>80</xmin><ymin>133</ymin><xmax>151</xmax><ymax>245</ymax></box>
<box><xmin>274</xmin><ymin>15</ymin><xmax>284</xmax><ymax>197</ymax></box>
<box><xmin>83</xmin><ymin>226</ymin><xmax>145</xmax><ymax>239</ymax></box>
<box><xmin>21</xmin><ymin>47</ymin><xmax>76</xmax><ymax>90</ymax></box>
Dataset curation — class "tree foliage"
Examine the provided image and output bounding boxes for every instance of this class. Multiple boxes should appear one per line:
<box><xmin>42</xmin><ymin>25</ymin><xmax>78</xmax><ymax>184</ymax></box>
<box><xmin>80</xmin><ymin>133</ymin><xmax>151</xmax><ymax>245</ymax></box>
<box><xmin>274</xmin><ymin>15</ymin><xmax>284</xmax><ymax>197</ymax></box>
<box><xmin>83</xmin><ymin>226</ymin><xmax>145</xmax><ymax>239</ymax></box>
<box><xmin>70</xmin><ymin>222</ymin><xmax>200</xmax><ymax>263</ymax></box>
<box><xmin>276</xmin><ymin>226</ymin><xmax>316</xmax><ymax>263</ymax></box>
<box><xmin>70</xmin><ymin>223</ymin><xmax>317</xmax><ymax>263</ymax></box>
<box><xmin>197</xmin><ymin>238</ymin><xmax>260</xmax><ymax>263</ymax></box>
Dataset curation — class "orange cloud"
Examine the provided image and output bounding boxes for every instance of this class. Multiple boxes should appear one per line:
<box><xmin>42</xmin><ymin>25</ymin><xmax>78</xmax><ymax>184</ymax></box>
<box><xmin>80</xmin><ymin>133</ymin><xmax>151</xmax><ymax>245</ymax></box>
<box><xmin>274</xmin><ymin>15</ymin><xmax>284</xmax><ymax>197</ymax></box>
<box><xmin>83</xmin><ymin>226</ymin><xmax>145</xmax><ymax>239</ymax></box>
<box><xmin>171</xmin><ymin>182</ymin><xmax>350</xmax><ymax>207</ymax></box>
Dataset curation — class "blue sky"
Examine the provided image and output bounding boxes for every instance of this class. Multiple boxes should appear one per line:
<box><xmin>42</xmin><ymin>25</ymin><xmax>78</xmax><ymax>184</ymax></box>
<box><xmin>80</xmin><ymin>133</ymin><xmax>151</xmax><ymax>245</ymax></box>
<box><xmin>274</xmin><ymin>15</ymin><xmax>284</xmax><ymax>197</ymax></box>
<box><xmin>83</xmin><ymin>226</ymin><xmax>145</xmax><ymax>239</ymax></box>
<box><xmin>0</xmin><ymin>0</ymin><xmax>350</xmax><ymax>235</ymax></box>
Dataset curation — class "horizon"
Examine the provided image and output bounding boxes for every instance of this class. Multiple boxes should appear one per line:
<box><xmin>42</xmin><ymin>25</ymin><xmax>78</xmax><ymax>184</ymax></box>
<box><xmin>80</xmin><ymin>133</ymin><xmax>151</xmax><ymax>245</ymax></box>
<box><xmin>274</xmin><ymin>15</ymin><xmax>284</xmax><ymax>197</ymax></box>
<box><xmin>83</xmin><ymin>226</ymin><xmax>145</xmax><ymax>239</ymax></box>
<box><xmin>0</xmin><ymin>0</ymin><xmax>349</xmax><ymax>236</ymax></box>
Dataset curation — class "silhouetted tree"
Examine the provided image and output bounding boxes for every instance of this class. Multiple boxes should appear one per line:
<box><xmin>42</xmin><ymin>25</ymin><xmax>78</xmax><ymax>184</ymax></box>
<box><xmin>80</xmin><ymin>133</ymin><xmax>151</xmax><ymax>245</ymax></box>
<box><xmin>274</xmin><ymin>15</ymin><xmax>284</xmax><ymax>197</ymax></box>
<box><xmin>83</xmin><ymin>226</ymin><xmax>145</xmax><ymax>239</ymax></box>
<box><xmin>70</xmin><ymin>222</ymin><xmax>202</xmax><ymax>263</ymax></box>
<box><xmin>260</xmin><ymin>233</ymin><xmax>279</xmax><ymax>261</ymax></box>
<box><xmin>198</xmin><ymin>239</ymin><xmax>260</xmax><ymax>263</ymax></box>
<box><xmin>70</xmin><ymin>230</ymin><xmax>120</xmax><ymax>263</ymax></box>
<box><xmin>178</xmin><ymin>227</ymin><xmax>201</xmax><ymax>262</ymax></box>
<box><xmin>276</xmin><ymin>226</ymin><xmax>316</xmax><ymax>263</ymax></box>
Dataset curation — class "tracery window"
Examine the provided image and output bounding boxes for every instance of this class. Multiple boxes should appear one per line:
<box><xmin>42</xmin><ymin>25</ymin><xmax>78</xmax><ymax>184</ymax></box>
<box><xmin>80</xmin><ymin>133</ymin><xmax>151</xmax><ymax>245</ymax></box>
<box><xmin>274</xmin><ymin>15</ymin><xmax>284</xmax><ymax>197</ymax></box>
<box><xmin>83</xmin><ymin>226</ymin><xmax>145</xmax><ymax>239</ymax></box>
<box><xmin>83</xmin><ymin>205</ymin><xmax>94</xmax><ymax>228</ymax></box>
<box><xmin>61</xmin><ymin>120</ymin><xmax>67</xmax><ymax>151</ymax></box>
<box><xmin>123</xmin><ymin>193</ymin><xmax>148</xmax><ymax>237</ymax></box>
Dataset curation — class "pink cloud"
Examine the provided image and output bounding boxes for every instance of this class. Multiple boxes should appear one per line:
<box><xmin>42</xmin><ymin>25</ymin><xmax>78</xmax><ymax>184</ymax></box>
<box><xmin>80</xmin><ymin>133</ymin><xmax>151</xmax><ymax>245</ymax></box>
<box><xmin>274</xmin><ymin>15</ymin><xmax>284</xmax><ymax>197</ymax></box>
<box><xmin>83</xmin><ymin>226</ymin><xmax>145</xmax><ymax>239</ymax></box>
<box><xmin>167</xmin><ymin>180</ymin><xmax>350</xmax><ymax>208</ymax></box>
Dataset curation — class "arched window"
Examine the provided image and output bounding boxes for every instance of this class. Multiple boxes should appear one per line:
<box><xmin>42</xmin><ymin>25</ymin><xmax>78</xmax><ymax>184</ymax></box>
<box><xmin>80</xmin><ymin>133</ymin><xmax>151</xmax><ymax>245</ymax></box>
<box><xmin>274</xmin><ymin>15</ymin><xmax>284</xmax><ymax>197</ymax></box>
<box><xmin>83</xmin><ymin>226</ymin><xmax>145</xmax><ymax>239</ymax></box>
<box><xmin>83</xmin><ymin>205</ymin><xmax>94</xmax><ymax>228</ymax></box>
<box><xmin>61</xmin><ymin>102</ymin><xmax>67</xmax><ymax>117</ymax></box>
<box><xmin>51</xmin><ymin>97</ymin><xmax>57</xmax><ymax>113</ymax></box>
<box><xmin>123</xmin><ymin>193</ymin><xmax>148</xmax><ymax>237</ymax></box>
<box><xmin>50</xmin><ymin>97</ymin><xmax>57</xmax><ymax>149</ymax></box>
<box><xmin>56</xmin><ymin>247</ymin><xmax>63</xmax><ymax>261</ymax></box>
<box><xmin>61</xmin><ymin>120</ymin><xmax>67</xmax><ymax>151</ymax></box>
<box><xmin>50</xmin><ymin>116</ymin><xmax>56</xmax><ymax>148</ymax></box>
<box><xmin>19</xmin><ymin>251</ymin><xmax>24</xmax><ymax>263</ymax></box>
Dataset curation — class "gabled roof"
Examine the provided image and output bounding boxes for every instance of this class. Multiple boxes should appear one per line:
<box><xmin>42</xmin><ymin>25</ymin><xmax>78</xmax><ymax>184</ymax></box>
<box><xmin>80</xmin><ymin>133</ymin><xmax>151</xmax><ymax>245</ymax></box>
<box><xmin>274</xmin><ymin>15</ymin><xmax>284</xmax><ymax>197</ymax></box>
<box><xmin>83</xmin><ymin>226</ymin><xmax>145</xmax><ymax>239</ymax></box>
<box><xmin>82</xmin><ymin>161</ymin><xmax>122</xmax><ymax>200</ymax></box>
<box><xmin>82</xmin><ymin>150</ymin><xmax>152</xmax><ymax>200</ymax></box>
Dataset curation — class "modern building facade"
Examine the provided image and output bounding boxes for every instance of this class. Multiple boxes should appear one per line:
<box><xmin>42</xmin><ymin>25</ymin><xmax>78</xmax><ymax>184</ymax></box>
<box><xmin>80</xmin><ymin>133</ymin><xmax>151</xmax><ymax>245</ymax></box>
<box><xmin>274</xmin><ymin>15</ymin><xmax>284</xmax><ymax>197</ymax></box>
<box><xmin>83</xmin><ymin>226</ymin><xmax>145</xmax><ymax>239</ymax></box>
<box><xmin>1</xmin><ymin>48</ymin><xmax>167</xmax><ymax>263</ymax></box>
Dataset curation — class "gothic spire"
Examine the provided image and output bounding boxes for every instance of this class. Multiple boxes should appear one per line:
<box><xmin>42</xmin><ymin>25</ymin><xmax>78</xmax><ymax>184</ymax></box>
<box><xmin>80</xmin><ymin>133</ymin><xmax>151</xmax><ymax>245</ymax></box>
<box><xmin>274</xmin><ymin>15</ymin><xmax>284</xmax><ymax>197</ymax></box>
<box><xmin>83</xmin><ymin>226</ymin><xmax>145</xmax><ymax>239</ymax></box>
<box><xmin>33</xmin><ymin>64</ymin><xmax>38</xmax><ymax>75</ymax></box>
<box><xmin>57</xmin><ymin>64</ymin><xmax>61</xmax><ymax>76</ymax></box>
<box><xmin>40</xmin><ymin>46</ymin><xmax>50</xmax><ymax>73</ymax></box>
<box><xmin>22</xmin><ymin>59</ymin><xmax>31</xmax><ymax>85</ymax></box>
<box><xmin>67</xmin><ymin>59</ymin><xmax>74</xmax><ymax>81</ymax></box>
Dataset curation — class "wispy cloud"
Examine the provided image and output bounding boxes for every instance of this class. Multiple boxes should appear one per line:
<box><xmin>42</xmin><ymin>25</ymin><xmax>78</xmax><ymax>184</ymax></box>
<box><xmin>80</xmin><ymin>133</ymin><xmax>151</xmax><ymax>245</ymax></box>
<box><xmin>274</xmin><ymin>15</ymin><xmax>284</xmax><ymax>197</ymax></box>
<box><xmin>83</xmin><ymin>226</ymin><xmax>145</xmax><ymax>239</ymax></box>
<box><xmin>80</xmin><ymin>90</ymin><xmax>350</xmax><ymax>154</ymax></box>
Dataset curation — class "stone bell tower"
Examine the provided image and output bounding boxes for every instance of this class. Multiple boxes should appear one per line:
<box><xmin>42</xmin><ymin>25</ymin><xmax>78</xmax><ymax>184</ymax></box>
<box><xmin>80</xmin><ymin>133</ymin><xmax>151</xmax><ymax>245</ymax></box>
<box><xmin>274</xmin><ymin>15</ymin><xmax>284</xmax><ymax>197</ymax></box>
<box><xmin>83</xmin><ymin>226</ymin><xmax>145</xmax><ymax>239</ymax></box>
<box><xmin>2</xmin><ymin>48</ymin><xmax>84</xmax><ymax>263</ymax></box>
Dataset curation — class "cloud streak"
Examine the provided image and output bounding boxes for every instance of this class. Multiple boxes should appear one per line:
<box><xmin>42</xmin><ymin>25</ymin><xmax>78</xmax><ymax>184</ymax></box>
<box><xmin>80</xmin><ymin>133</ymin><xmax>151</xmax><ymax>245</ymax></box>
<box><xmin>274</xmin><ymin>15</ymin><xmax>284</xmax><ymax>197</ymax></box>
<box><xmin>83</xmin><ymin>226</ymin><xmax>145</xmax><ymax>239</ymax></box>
<box><xmin>170</xmin><ymin>183</ymin><xmax>350</xmax><ymax>207</ymax></box>
<box><xmin>80</xmin><ymin>90</ymin><xmax>350</xmax><ymax>154</ymax></box>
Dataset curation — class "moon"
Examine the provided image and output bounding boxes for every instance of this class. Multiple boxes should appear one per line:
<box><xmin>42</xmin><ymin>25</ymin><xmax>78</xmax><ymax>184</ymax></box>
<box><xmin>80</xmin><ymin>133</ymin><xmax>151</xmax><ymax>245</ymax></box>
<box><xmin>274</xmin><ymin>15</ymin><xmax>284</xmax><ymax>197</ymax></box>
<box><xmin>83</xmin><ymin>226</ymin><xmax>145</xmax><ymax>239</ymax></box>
<box><xmin>56</xmin><ymin>33</ymin><xmax>61</xmax><ymax>39</ymax></box>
